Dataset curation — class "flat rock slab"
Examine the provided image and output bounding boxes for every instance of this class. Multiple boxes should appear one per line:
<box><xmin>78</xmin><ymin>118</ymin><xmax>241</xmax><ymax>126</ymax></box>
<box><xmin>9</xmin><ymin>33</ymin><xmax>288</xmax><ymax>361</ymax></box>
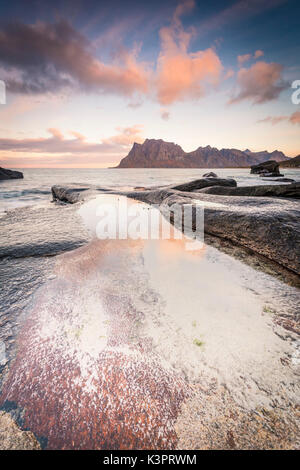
<box><xmin>171</xmin><ymin>177</ymin><xmax>237</xmax><ymax>192</ymax></box>
<box><xmin>197</xmin><ymin>183</ymin><xmax>300</xmax><ymax>198</ymax></box>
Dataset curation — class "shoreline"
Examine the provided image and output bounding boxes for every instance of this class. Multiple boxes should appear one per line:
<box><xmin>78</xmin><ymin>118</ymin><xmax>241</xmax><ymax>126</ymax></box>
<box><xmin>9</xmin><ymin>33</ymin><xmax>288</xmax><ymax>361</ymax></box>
<box><xmin>0</xmin><ymin>181</ymin><xmax>299</xmax><ymax>449</ymax></box>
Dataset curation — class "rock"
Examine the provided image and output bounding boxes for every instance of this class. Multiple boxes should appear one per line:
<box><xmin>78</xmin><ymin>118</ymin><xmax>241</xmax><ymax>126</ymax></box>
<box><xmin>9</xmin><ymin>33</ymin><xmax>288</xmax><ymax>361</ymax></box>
<box><xmin>0</xmin><ymin>341</ymin><xmax>7</xmax><ymax>369</ymax></box>
<box><xmin>196</xmin><ymin>183</ymin><xmax>300</xmax><ymax>198</ymax></box>
<box><xmin>116</xmin><ymin>139</ymin><xmax>290</xmax><ymax>168</ymax></box>
<box><xmin>124</xmin><ymin>187</ymin><xmax>300</xmax><ymax>275</ymax></box>
<box><xmin>261</xmin><ymin>178</ymin><xmax>295</xmax><ymax>183</ymax></box>
<box><xmin>250</xmin><ymin>160</ymin><xmax>280</xmax><ymax>175</ymax></box>
<box><xmin>171</xmin><ymin>177</ymin><xmax>237</xmax><ymax>192</ymax></box>
<box><xmin>202</xmin><ymin>172</ymin><xmax>218</xmax><ymax>177</ymax></box>
<box><xmin>0</xmin><ymin>167</ymin><xmax>23</xmax><ymax>180</ymax></box>
<box><xmin>259</xmin><ymin>172</ymin><xmax>284</xmax><ymax>177</ymax></box>
<box><xmin>49</xmin><ymin>181</ymin><xmax>300</xmax><ymax>274</ymax></box>
<box><xmin>0</xmin><ymin>411</ymin><xmax>40</xmax><ymax>450</ymax></box>
<box><xmin>51</xmin><ymin>185</ymin><xmax>91</xmax><ymax>203</ymax></box>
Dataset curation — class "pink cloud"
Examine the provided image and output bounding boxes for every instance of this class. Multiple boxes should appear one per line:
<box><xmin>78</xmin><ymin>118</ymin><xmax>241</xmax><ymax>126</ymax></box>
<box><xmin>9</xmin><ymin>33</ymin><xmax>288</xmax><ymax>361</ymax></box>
<box><xmin>0</xmin><ymin>125</ymin><xmax>144</xmax><ymax>155</ymax></box>
<box><xmin>156</xmin><ymin>1</ymin><xmax>223</xmax><ymax>105</ymax></box>
<box><xmin>229</xmin><ymin>61</ymin><xmax>287</xmax><ymax>104</ymax></box>
<box><xmin>289</xmin><ymin>111</ymin><xmax>300</xmax><ymax>125</ymax></box>
<box><xmin>258</xmin><ymin>111</ymin><xmax>300</xmax><ymax>126</ymax></box>
<box><xmin>254</xmin><ymin>50</ymin><xmax>264</xmax><ymax>59</ymax></box>
<box><xmin>48</xmin><ymin>128</ymin><xmax>64</xmax><ymax>140</ymax></box>
<box><xmin>258</xmin><ymin>115</ymin><xmax>287</xmax><ymax>125</ymax></box>
<box><xmin>237</xmin><ymin>53</ymin><xmax>252</xmax><ymax>65</ymax></box>
<box><xmin>102</xmin><ymin>125</ymin><xmax>144</xmax><ymax>146</ymax></box>
<box><xmin>224</xmin><ymin>68</ymin><xmax>235</xmax><ymax>79</ymax></box>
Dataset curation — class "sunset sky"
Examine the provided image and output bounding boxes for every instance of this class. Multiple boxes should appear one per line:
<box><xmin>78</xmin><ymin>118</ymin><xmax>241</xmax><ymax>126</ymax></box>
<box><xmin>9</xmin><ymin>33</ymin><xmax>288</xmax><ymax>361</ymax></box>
<box><xmin>0</xmin><ymin>0</ymin><xmax>299</xmax><ymax>168</ymax></box>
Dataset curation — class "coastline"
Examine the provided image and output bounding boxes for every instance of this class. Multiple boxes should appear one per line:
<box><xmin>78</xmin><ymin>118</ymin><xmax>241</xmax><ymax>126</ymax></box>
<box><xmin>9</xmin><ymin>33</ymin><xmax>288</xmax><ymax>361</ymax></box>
<box><xmin>0</xmin><ymin>178</ymin><xmax>299</xmax><ymax>449</ymax></box>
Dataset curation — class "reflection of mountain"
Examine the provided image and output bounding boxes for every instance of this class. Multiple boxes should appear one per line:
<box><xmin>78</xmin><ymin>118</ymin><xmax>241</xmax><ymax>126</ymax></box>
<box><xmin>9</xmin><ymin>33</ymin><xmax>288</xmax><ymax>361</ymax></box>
<box><xmin>117</xmin><ymin>139</ymin><xmax>290</xmax><ymax>168</ymax></box>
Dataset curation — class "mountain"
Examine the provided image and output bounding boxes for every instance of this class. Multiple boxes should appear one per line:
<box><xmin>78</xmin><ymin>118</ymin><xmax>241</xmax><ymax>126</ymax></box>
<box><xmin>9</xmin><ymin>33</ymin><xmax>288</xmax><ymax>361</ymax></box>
<box><xmin>279</xmin><ymin>155</ymin><xmax>300</xmax><ymax>167</ymax></box>
<box><xmin>244</xmin><ymin>149</ymin><xmax>289</xmax><ymax>163</ymax></box>
<box><xmin>116</xmin><ymin>139</ymin><xmax>290</xmax><ymax>168</ymax></box>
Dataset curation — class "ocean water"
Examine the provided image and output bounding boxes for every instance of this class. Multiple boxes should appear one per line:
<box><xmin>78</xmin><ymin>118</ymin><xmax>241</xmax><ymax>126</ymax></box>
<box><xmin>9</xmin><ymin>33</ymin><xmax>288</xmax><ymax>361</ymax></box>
<box><xmin>0</xmin><ymin>167</ymin><xmax>299</xmax><ymax>214</ymax></box>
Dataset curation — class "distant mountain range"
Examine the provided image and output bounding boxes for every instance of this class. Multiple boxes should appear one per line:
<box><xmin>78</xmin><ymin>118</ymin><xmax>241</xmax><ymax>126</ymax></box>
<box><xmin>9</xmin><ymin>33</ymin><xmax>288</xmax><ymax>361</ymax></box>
<box><xmin>279</xmin><ymin>155</ymin><xmax>300</xmax><ymax>168</ymax></box>
<box><xmin>116</xmin><ymin>139</ymin><xmax>290</xmax><ymax>168</ymax></box>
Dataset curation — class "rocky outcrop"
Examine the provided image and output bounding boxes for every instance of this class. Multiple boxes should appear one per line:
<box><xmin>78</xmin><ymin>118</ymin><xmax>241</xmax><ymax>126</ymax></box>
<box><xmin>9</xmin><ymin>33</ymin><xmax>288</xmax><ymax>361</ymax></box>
<box><xmin>197</xmin><ymin>183</ymin><xmax>300</xmax><ymax>198</ymax></box>
<box><xmin>117</xmin><ymin>139</ymin><xmax>186</xmax><ymax>168</ymax></box>
<box><xmin>171</xmin><ymin>177</ymin><xmax>237</xmax><ymax>192</ymax></box>
<box><xmin>250</xmin><ymin>160</ymin><xmax>282</xmax><ymax>176</ymax></box>
<box><xmin>0</xmin><ymin>168</ymin><xmax>23</xmax><ymax>180</ymax></box>
<box><xmin>116</xmin><ymin>139</ymin><xmax>290</xmax><ymax>169</ymax></box>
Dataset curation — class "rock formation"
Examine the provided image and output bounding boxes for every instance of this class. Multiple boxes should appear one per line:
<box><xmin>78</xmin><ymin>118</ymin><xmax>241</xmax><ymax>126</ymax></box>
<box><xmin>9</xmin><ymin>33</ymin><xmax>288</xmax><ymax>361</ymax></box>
<box><xmin>116</xmin><ymin>139</ymin><xmax>290</xmax><ymax>169</ymax></box>
<box><xmin>250</xmin><ymin>160</ymin><xmax>283</xmax><ymax>177</ymax></box>
<box><xmin>0</xmin><ymin>168</ymin><xmax>23</xmax><ymax>180</ymax></box>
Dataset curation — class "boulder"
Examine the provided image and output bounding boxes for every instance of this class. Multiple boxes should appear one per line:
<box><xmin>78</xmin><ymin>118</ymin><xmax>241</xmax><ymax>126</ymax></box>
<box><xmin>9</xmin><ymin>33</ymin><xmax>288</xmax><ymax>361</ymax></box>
<box><xmin>0</xmin><ymin>167</ymin><xmax>23</xmax><ymax>180</ymax></box>
<box><xmin>171</xmin><ymin>177</ymin><xmax>237</xmax><ymax>192</ymax></box>
<box><xmin>196</xmin><ymin>183</ymin><xmax>300</xmax><ymax>198</ymax></box>
<box><xmin>250</xmin><ymin>160</ymin><xmax>280</xmax><ymax>175</ymax></box>
<box><xmin>202</xmin><ymin>172</ymin><xmax>218</xmax><ymax>178</ymax></box>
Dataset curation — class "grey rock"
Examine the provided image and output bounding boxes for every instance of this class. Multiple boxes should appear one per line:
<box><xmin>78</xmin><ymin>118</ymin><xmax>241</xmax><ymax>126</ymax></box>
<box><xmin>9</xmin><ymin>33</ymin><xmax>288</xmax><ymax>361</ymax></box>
<box><xmin>202</xmin><ymin>172</ymin><xmax>218</xmax><ymax>177</ymax></box>
<box><xmin>171</xmin><ymin>177</ymin><xmax>237</xmax><ymax>192</ymax></box>
<box><xmin>250</xmin><ymin>160</ymin><xmax>280</xmax><ymax>175</ymax></box>
<box><xmin>0</xmin><ymin>167</ymin><xmax>23</xmax><ymax>180</ymax></box>
<box><xmin>259</xmin><ymin>172</ymin><xmax>284</xmax><ymax>177</ymax></box>
<box><xmin>197</xmin><ymin>183</ymin><xmax>300</xmax><ymax>198</ymax></box>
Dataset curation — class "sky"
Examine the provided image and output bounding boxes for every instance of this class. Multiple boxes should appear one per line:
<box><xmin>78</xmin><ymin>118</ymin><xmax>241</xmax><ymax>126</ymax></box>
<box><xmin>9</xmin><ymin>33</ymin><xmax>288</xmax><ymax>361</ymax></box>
<box><xmin>0</xmin><ymin>0</ymin><xmax>299</xmax><ymax>168</ymax></box>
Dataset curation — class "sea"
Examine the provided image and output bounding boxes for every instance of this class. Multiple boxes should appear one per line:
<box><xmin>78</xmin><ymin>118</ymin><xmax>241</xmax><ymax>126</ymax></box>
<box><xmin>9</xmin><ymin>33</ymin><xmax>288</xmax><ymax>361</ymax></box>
<box><xmin>1</xmin><ymin>167</ymin><xmax>299</xmax><ymax>215</ymax></box>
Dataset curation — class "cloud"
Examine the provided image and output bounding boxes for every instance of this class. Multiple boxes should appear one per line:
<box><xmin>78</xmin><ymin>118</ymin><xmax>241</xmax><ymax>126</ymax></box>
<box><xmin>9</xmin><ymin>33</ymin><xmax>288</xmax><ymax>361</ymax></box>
<box><xmin>258</xmin><ymin>115</ymin><xmax>287</xmax><ymax>125</ymax></box>
<box><xmin>0</xmin><ymin>125</ymin><xmax>144</xmax><ymax>155</ymax></box>
<box><xmin>229</xmin><ymin>61</ymin><xmax>287</xmax><ymax>104</ymax></box>
<box><xmin>0</xmin><ymin>20</ymin><xmax>149</xmax><ymax>97</ymax></box>
<box><xmin>254</xmin><ymin>49</ymin><xmax>264</xmax><ymax>59</ymax></box>
<box><xmin>160</xmin><ymin>109</ymin><xmax>170</xmax><ymax>120</ymax></box>
<box><xmin>289</xmin><ymin>111</ymin><xmax>300</xmax><ymax>125</ymax></box>
<box><xmin>69</xmin><ymin>131</ymin><xmax>86</xmax><ymax>140</ymax></box>
<box><xmin>156</xmin><ymin>0</ymin><xmax>223</xmax><ymax>105</ymax></box>
<box><xmin>237</xmin><ymin>54</ymin><xmax>252</xmax><ymax>65</ymax></box>
<box><xmin>258</xmin><ymin>111</ymin><xmax>300</xmax><ymax>125</ymax></box>
<box><xmin>102</xmin><ymin>125</ymin><xmax>144</xmax><ymax>146</ymax></box>
<box><xmin>48</xmin><ymin>128</ymin><xmax>64</xmax><ymax>140</ymax></box>
<box><xmin>224</xmin><ymin>68</ymin><xmax>235</xmax><ymax>79</ymax></box>
<box><xmin>238</xmin><ymin>50</ymin><xmax>264</xmax><ymax>65</ymax></box>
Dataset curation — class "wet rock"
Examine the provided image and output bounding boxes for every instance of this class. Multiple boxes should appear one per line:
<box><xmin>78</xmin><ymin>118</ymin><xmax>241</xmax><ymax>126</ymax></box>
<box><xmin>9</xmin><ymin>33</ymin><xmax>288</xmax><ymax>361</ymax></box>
<box><xmin>51</xmin><ymin>185</ymin><xmax>91</xmax><ymax>203</ymax></box>
<box><xmin>0</xmin><ymin>341</ymin><xmax>7</xmax><ymax>369</ymax></box>
<box><xmin>259</xmin><ymin>172</ymin><xmax>284</xmax><ymax>177</ymax></box>
<box><xmin>171</xmin><ymin>177</ymin><xmax>237</xmax><ymax>192</ymax></box>
<box><xmin>202</xmin><ymin>172</ymin><xmax>218</xmax><ymax>178</ymax></box>
<box><xmin>250</xmin><ymin>160</ymin><xmax>280</xmax><ymax>175</ymax></box>
<box><xmin>0</xmin><ymin>411</ymin><xmax>40</xmax><ymax>450</ymax></box>
<box><xmin>49</xmin><ymin>181</ymin><xmax>300</xmax><ymax>275</ymax></box>
<box><xmin>261</xmin><ymin>178</ymin><xmax>295</xmax><ymax>183</ymax></box>
<box><xmin>197</xmin><ymin>183</ymin><xmax>300</xmax><ymax>198</ymax></box>
<box><xmin>0</xmin><ymin>167</ymin><xmax>23</xmax><ymax>180</ymax></box>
